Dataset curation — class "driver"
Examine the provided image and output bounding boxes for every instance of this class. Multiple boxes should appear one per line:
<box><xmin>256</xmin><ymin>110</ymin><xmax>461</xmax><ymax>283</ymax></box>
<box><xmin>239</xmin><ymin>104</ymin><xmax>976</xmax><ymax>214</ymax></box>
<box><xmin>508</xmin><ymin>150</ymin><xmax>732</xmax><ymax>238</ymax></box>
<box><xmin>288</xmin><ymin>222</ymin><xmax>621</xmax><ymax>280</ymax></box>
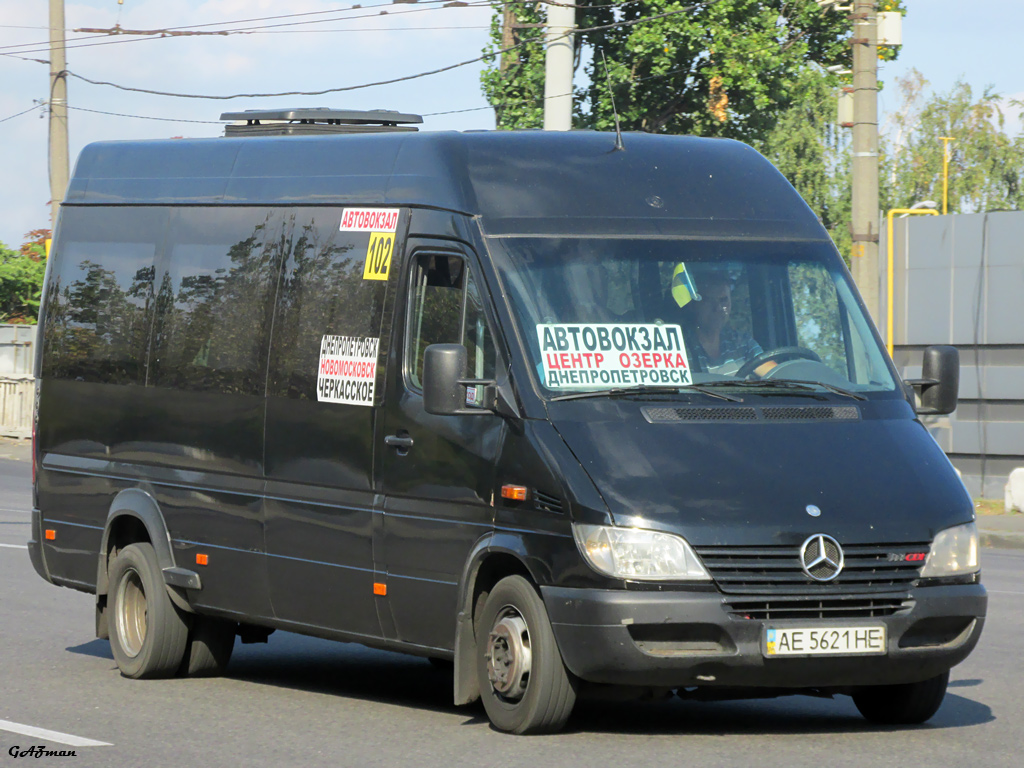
<box><xmin>679</xmin><ymin>270</ymin><xmax>763</xmax><ymax>375</ymax></box>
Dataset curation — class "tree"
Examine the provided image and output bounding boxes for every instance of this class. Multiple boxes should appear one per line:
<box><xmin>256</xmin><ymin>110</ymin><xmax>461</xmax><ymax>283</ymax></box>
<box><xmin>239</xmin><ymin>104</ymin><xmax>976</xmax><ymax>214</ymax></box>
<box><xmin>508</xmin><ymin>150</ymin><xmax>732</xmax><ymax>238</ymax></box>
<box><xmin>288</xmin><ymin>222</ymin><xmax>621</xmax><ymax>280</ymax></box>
<box><xmin>480</xmin><ymin>1</ymin><xmax>906</xmax><ymax>263</ymax></box>
<box><xmin>762</xmin><ymin>70</ymin><xmax>852</xmax><ymax>256</ymax></box>
<box><xmin>0</xmin><ymin>229</ymin><xmax>49</xmax><ymax>323</ymax></box>
<box><xmin>882</xmin><ymin>71</ymin><xmax>1024</xmax><ymax>214</ymax></box>
<box><xmin>480</xmin><ymin>1</ymin><xmax>900</xmax><ymax>141</ymax></box>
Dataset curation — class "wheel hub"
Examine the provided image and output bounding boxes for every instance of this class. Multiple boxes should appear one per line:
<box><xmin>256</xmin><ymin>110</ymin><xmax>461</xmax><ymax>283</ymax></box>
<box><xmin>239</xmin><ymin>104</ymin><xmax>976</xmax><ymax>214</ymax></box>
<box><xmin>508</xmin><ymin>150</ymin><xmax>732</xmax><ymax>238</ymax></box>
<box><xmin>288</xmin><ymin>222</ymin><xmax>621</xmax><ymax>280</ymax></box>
<box><xmin>116</xmin><ymin>567</ymin><xmax>148</xmax><ymax>658</ymax></box>
<box><xmin>485</xmin><ymin>609</ymin><xmax>532</xmax><ymax>700</ymax></box>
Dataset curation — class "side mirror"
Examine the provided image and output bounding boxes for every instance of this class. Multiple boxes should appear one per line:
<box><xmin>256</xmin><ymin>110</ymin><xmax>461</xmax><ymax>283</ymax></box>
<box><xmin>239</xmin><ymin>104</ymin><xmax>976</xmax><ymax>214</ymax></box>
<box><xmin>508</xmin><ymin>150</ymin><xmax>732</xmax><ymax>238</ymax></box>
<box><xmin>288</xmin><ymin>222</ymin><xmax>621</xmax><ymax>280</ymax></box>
<box><xmin>905</xmin><ymin>345</ymin><xmax>959</xmax><ymax>415</ymax></box>
<box><xmin>423</xmin><ymin>344</ymin><xmax>496</xmax><ymax>416</ymax></box>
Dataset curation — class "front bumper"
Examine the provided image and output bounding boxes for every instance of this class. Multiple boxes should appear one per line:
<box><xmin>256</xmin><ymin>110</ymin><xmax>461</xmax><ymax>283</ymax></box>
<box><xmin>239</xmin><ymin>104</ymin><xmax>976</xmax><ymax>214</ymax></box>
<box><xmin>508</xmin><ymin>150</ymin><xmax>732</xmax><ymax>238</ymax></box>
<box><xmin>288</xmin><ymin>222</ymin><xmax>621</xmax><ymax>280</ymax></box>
<box><xmin>541</xmin><ymin>583</ymin><xmax>986</xmax><ymax>688</ymax></box>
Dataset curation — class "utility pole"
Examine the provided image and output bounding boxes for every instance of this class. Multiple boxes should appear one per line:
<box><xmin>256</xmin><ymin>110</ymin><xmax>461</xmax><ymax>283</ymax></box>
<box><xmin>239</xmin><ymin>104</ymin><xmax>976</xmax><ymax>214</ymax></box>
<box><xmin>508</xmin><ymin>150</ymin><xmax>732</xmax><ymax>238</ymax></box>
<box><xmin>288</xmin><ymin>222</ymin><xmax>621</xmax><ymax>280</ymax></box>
<box><xmin>49</xmin><ymin>0</ymin><xmax>69</xmax><ymax>230</ymax></box>
<box><xmin>939</xmin><ymin>136</ymin><xmax>954</xmax><ymax>214</ymax></box>
<box><xmin>849</xmin><ymin>1</ymin><xmax>879</xmax><ymax>325</ymax></box>
<box><xmin>543</xmin><ymin>2</ymin><xmax>574</xmax><ymax>130</ymax></box>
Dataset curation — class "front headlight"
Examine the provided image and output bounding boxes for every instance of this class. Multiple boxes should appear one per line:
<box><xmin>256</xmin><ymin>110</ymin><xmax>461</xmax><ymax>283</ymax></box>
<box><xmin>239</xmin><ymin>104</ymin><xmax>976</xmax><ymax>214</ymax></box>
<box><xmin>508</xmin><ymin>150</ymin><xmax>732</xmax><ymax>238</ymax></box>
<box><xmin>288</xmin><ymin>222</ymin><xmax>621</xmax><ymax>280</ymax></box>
<box><xmin>920</xmin><ymin>522</ymin><xmax>980</xmax><ymax>578</ymax></box>
<box><xmin>572</xmin><ymin>523</ymin><xmax>711</xmax><ymax>581</ymax></box>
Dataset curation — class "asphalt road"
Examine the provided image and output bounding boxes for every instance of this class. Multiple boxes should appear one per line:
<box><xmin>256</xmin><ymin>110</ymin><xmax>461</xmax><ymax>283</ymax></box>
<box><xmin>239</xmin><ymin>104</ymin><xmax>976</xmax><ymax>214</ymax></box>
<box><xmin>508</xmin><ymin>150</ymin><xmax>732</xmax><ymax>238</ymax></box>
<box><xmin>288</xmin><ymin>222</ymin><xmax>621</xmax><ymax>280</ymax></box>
<box><xmin>1</xmin><ymin>457</ymin><xmax>1020</xmax><ymax>767</ymax></box>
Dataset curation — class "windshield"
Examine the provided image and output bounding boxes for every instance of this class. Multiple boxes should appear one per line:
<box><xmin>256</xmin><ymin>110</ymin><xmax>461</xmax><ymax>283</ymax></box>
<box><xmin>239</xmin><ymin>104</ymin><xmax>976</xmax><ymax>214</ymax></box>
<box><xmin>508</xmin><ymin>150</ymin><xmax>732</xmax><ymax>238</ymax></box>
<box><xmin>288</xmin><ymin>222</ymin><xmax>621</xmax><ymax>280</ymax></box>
<box><xmin>488</xmin><ymin>237</ymin><xmax>898</xmax><ymax>397</ymax></box>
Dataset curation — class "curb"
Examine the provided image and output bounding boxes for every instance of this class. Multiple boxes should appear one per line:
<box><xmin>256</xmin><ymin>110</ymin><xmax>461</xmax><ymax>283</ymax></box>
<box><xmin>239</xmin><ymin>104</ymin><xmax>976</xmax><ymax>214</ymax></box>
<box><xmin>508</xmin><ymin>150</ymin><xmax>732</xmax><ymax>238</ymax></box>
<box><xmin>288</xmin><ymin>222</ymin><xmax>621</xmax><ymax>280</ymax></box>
<box><xmin>980</xmin><ymin>530</ymin><xmax>1024</xmax><ymax>551</ymax></box>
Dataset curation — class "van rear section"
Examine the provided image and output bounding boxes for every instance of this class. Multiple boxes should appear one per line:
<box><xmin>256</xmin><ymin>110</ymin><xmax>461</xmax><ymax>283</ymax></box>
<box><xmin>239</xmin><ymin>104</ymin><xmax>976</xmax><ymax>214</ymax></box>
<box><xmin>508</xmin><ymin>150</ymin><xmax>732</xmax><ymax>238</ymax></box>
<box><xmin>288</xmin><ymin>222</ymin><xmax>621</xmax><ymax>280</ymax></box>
<box><xmin>31</xmin><ymin>123</ymin><xmax>985</xmax><ymax>734</ymax></box>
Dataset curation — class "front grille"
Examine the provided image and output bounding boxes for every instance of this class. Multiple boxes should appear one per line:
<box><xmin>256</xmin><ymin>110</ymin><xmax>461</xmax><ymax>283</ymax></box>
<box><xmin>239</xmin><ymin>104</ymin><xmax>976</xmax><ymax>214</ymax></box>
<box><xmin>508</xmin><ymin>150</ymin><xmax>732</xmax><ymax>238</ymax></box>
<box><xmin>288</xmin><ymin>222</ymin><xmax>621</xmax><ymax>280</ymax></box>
<box><xmin>694</xmin><ymin>542</ymin><xmax>929</xmax><ymax>596</ymax></box>
<box><xmin>726</xmin><ymin>596</ymin><xmax>912</xmax><ymax>620</ymax></box>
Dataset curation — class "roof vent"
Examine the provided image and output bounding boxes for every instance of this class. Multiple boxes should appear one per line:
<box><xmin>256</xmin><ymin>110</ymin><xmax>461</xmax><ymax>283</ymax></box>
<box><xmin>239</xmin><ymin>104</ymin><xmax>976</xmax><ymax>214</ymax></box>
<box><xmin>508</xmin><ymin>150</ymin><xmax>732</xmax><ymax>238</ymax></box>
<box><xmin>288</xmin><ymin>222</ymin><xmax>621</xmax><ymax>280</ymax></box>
<box><xmin>220</xmin><ymin>108</ymin><xmax>422</xmax><ymax>137</ymax></box>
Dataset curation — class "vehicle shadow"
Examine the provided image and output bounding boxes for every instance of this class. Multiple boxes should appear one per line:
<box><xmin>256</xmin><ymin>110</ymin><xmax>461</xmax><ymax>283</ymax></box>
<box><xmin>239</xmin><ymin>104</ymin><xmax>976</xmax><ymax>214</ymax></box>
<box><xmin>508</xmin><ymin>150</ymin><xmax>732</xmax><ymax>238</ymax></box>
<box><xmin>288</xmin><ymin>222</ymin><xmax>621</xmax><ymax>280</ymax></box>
<box><xmin>566</xmin><ymin>690</ymin><xmax>993</xmax><ymax>735</ymax></box>
<box><xmin>212</xmin><ymin>632</ymin><xmax>1000</xmax><ymax>734</ymax></box>
<box><xmin>67</xmin><ymin>632</ymin><xmax>993</xmax><ymax>735</ymax></box>
<box><xmin>66</xmin><ymin>638</ymin><xmax>114</xmax><ymax>660</ymax></box>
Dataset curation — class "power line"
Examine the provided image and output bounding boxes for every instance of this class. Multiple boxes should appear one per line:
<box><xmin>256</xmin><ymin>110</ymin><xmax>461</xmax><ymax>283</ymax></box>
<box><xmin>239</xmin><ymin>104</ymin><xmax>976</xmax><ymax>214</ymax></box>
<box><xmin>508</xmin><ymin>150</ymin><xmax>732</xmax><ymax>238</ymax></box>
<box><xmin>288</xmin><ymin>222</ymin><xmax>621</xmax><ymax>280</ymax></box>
<box><xmin>0</xmin><ymin>1</ymin><xmax>496</xmax><ymax>56</ymax></box>
<box><xmin>0</xmin><ymin>104</ymin><xmax>46</xmax><ymax>124</ymax></box>
<box><xmin>60</xmin><ymin>1</ymin><xmax>727</xmax><ymax>101</ymax></box>
<box><xmin>0</xmin><ymin>0</ymin><xmax>662</xmax><ymax>57</ymax></box>
<box><xmin>65</xmin><ymin>105</ymin><xmax>222</xmax><ymax>124</ymax></box>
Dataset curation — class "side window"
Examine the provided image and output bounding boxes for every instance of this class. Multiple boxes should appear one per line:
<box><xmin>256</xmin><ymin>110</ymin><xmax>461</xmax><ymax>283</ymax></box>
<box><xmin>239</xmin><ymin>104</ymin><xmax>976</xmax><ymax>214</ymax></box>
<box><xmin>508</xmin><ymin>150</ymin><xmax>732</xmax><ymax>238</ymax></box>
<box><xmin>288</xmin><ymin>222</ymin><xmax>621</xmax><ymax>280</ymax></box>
<box><xmin>406</xmin><ymin>253</ymin><xmax>496</xmax><ymax>390</ymax></box>
<box><xmin>267</xmin><ymin>209</ymin><xmax>391</xmax><ymax>402</ymax></box>
<box><xmin>788</xmin><ymin>261</ymin><xmax>847</xmax><ymax>377</ymax></box>
<box><xmin>463</xmin><ymin>266</ymin><xmax>497</xmax><ymax>381</ymax></box>
<box><xmin>41</xmin><ymin>207</ymin><xmax>164</xmax><ymax>384</ymax></box>
<box><xmin>149</xmin><ymin>208</ymin><xmax>281</xmax><ymax>394</ymax></box>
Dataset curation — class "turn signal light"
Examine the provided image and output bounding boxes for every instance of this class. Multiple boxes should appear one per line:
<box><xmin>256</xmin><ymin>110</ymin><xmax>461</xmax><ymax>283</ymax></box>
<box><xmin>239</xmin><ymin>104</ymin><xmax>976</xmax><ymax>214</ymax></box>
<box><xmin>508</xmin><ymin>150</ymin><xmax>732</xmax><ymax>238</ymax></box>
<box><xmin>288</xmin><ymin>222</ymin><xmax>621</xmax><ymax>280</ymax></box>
<box><xmin>373</xmin><ymin>582</ymin><xmax>387</xmax><ymax>596</ymax></box>
<box><xmin>501</xmin><ymin>484</ymin><xmax>529</xmax><ymax>501</ymax></box>
<box><xmin>44</xmin><ymin>529</ymin><xmax>56</xmax><ymax>541</ymax></box>
<box><xmin>196</xmin><ymin>553</ymin><xmax>209</xmax><ymax>566</ymax></box>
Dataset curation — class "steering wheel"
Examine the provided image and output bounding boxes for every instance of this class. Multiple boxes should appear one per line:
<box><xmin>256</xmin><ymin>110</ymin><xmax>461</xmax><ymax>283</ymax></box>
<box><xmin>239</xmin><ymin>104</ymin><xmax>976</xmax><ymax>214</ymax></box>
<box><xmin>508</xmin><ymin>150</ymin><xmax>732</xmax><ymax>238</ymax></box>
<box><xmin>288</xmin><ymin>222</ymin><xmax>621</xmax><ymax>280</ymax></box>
<box><xmin>736</xmin><ymin>346</ymin><xmax>822</xmax><ymax>379</ymax></box>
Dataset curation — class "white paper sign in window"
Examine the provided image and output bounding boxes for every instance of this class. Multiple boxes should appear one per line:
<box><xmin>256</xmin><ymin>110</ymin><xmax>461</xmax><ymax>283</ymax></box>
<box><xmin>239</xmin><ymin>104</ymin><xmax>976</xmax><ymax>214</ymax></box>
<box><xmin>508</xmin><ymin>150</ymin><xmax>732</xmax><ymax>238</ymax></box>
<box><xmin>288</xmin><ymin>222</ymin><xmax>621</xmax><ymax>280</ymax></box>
<box><xmin>317</xmin><ymin>335</ymin><xmax>379</xmax><ymax>406</ymax></box>
<box><xmin>537</xmin><ymin>324</ymin><xmax>691</xmax><ymax>389</ymax></box>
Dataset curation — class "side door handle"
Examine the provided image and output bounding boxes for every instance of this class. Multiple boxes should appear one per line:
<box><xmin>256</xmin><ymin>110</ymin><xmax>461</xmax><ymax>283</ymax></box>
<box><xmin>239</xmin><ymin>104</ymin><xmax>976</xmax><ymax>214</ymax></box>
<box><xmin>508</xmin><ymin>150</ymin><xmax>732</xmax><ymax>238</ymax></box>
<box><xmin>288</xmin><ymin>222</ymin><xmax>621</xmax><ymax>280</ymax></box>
<box><xmin>385</xmin><ymin>434</ymin><xmax>415</xmax><ymax>454</ymax></box>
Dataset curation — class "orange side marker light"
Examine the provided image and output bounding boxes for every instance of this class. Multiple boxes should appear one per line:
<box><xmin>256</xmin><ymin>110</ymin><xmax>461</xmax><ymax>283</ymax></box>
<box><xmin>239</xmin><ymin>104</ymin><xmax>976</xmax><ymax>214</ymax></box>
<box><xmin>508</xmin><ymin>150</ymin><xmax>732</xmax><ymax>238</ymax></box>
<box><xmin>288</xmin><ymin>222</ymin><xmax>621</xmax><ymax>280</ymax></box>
<box><xmin>195</xmin><ymin>553</ymin><xmax>209</xmax><ymax>566</ymax></box>
<box><xmin>45</xmin><ymin>529</ymin><xmax>56</xmax><ymax>541</ymax></box>
<box><xmin>501</xmin><ymin>484</ymin><xmax>529</xmax><ymax>501</ymax></box>
<box><xmin>373</xmin><ymin>582</ymin><xmax>387</xmax><ymax>596</ymax></box>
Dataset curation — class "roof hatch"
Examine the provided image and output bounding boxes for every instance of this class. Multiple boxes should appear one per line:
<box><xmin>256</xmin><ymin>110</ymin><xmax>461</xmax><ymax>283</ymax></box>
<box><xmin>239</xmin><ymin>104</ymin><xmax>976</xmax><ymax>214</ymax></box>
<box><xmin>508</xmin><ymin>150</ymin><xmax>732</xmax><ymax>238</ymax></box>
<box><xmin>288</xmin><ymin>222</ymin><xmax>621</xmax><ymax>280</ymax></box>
<box><xmin>220</xmin><ymin>108</ymin><xmax>422</xmax><ymax>137</ymax></box>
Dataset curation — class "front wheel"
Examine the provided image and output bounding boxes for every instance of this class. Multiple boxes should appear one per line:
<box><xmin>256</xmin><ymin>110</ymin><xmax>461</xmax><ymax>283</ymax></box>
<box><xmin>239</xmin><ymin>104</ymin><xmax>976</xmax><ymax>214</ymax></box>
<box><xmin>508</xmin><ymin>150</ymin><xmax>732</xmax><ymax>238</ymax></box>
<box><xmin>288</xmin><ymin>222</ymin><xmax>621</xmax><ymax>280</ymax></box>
<box><xmin>476</xmin><ymin>575</ymin><xmax>576</xmax><ymax>734</ymax></box>
<box><xmin>108</xmin><ymin>542</ymin><xmax>189</xmax><ymax>679</ymax></box>
<box><xmin>852</xmin><ymin>671</ymin><xmax>950</xmax><ymax>725</ymax></box>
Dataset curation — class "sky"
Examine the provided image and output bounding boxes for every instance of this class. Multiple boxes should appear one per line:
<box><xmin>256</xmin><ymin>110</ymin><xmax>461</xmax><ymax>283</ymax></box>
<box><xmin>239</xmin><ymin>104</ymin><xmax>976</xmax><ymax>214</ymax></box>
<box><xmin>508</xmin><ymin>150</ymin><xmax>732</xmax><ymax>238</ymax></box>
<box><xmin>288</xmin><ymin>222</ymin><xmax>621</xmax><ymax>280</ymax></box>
<box><xmin>1</xmin><ymin>0</ymin><xmax>1022</xmax><ymax>249</ymax></box>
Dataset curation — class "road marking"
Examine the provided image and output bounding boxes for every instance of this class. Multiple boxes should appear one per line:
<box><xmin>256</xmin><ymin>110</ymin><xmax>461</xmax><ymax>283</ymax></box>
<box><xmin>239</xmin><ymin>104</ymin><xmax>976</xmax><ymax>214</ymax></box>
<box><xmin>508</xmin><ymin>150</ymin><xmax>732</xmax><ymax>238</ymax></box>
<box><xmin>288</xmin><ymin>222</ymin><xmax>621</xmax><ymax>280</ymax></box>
<box><xmin>0</xmin><ymin>719</ymin><xmax>111</xmax><ymax>747</ymax></box>
<box><xmin>0</xmin><ymin>542</ymin><xmax>27</xmax><ymax>549</ymax></box>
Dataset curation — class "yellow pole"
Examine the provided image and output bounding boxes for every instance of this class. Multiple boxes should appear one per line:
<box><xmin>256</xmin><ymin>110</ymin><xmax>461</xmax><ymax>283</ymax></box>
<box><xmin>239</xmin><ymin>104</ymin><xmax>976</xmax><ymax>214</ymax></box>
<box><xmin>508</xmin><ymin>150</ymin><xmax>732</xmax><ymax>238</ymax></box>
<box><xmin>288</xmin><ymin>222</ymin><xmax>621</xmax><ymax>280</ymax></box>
<box><xmin>939</xmin><ymin>137</ymin><xmax>954</xmax><ymax>215</ymax></box>
<box><xmin>886</xmin><ymin>208</ymin><xmax>940</xmax><ymax>357</ymax></box>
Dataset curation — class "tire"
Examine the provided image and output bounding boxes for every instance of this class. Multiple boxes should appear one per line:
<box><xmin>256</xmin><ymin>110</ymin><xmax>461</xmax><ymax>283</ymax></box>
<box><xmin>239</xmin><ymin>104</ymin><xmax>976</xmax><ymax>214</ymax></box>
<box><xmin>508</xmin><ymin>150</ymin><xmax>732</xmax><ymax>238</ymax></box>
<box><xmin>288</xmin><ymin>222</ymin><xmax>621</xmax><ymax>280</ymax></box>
<box><xmin>180</xmin><ymin>616</ymin><xmax>236</xmax><ymax>677</ymax></box>
<box><xmin>852</xmin><ymin>671</ymin><xmax>950</xmax><ymax>725</ymax></box>
<box><xmin>108</xmin><ymin>542</ymin><xmax>189</xmax><ymax>679</ymax></box>
<box><xmin>476</xmin><ymin>575</ymin><xmax>576</xmax><ymax>734</ymax></box>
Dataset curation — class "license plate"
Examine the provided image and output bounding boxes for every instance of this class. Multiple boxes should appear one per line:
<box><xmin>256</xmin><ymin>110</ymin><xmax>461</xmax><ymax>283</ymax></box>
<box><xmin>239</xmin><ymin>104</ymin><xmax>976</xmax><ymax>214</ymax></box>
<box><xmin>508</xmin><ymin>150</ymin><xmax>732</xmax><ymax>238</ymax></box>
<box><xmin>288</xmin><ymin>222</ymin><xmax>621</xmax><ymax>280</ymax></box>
<box><xmin>764</xmin><ymin>626</ymin><xmax>886</xmax><ymax>657</ymax></box>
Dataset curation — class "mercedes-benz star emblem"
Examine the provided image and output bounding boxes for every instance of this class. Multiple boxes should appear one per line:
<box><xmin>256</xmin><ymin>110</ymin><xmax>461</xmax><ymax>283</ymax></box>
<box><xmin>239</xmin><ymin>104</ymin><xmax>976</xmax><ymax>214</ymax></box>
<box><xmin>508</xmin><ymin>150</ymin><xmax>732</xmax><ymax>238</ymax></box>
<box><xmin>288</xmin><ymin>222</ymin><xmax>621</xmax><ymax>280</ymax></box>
<box><xmin>800</xmin><ymin>534</ymin><xmax>844</xmax><ymax>582</ymax></box>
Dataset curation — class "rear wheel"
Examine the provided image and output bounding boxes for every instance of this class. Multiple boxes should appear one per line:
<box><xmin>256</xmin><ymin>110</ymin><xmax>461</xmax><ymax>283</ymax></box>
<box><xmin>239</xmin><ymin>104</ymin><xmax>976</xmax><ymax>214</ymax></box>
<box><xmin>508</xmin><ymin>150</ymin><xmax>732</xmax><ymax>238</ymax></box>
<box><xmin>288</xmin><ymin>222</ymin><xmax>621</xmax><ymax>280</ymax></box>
<box><xmin>476</xmin><ymin>575</ymin><xmax>576</xmax><ymax>734</ymax></box>
<box><xmin>108</xmin><ymin>543</ymin><xmax>189</xmax><ymax>679</ymax></box>
<box><xmin>852</xmin><ymin>671</ymin><xmax>950</xmax><ymax>725</ymax></box>
<box><xmin>181</xmin><ymin>616</ymin><xmax>236</xmax><ymax>677</ymax></box>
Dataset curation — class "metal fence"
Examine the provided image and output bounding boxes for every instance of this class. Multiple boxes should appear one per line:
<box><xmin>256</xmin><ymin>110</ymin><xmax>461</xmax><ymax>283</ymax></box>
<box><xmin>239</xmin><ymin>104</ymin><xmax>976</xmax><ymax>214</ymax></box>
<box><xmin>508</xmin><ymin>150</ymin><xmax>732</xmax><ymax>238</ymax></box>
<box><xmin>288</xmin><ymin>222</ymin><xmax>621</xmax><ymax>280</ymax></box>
<box><xmin>882</xmin><ymin>211</ymin><xmax>1024</xmax><ymax>498</ymax></box>
<box><xmin>0</xmin><ymin>324</ymin><xmax>35</xmax><ymax>375</ymax></box>
<box><xmin>0</xmin><ymin>374</ymin><xmax>33</xmax><ymax>439</ymax></box>
<box><xmin>0</xmin><ymin>324</ymin><xmax>35</xmax><ymax>438</ymax></box>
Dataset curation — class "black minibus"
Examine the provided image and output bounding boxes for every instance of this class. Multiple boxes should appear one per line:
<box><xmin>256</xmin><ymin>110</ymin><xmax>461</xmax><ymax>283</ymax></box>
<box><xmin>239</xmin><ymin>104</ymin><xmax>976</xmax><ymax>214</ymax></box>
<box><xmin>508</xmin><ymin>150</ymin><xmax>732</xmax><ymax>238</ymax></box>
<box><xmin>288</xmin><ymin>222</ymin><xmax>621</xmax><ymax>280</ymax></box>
<box><xmin>29</xmin><ymin>111</ymin><xmax>985</xmax><ymax>734</ymax></box>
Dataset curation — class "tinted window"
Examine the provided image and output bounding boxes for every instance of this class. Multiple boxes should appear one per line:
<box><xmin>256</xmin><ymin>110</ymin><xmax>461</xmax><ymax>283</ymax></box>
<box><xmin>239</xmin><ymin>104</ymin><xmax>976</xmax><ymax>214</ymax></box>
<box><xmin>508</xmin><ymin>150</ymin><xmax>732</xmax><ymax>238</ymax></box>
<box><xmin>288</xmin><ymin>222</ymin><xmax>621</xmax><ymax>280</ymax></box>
<box><xmin>407</xmin><ymin>252</ymin><xmax>496</xmax><ymax>390</ymax></box>
<box><xmin>41</xmin><ymin>207</ymin><xmax>164</xmax><ymax>384</ymax></box>
<box><xmin>149</xmin><ymin>208</ymin><xmax>282</xmax><ymax>394</ymax></box>
<box><xmin>268</xmin><ymin>209</ymin><xmax>393</xmax><ymax>401</ymax></box>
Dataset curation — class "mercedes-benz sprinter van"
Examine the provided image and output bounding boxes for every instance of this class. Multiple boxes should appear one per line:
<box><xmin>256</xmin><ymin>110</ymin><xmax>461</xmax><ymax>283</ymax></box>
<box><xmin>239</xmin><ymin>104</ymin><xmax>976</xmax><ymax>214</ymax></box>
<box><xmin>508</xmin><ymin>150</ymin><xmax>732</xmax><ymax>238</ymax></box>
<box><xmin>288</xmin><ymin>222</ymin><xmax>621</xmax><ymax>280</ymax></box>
<box><xmin>29</xmin><ymin>110</ymin><xmax>985</xmax><ymax>734</ymax></box>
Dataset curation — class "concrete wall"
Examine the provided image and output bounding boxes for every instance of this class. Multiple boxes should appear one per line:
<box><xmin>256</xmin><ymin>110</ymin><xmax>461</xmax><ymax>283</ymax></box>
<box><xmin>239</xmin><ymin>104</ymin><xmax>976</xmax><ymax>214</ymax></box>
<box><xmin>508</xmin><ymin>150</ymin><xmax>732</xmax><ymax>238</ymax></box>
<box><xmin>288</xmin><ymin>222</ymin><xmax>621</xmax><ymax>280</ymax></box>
<box><xmin>883</xmin><ymin>212</ymin><xmax>1024</xmax><ymax>498</ymax></box>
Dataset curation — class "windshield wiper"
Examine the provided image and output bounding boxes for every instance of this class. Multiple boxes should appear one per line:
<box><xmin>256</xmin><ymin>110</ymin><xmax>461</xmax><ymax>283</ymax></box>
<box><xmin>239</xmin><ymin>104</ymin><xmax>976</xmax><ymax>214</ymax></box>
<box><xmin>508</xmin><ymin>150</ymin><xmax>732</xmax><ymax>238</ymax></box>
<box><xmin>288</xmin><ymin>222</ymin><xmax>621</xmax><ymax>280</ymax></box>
<box><xmin>693</xmin><ymin>380</ymin><xmax>817</xmax><ymax>394</ymax></box>
<box><xmin>550</xmin><ymin>385</ymin><xmax>739</xmax><ymax>403</ymax></box>
<box><xmin>694</xmin><ymin>379</ymin><xmax>867</xmax><ymax>401</ymax></box>
<box><xmin>786</xmin><ymin>379</ymin><xmax>867</xmax><ymax>401</ymax></box>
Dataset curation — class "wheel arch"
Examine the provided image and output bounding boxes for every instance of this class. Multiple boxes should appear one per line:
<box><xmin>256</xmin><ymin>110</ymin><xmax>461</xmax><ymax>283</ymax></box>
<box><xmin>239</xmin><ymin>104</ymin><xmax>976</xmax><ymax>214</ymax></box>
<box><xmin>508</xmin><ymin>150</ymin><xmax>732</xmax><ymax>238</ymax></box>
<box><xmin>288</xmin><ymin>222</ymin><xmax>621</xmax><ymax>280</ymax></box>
<box><xmin>452</xmin><ymin>531</ymin><xmax>550</xmax><ymax>706</ymax></box>
<box><xmin>96</xmin><ymin>488</ymin><xmax>176</xmax><ymax>598</ymax></box>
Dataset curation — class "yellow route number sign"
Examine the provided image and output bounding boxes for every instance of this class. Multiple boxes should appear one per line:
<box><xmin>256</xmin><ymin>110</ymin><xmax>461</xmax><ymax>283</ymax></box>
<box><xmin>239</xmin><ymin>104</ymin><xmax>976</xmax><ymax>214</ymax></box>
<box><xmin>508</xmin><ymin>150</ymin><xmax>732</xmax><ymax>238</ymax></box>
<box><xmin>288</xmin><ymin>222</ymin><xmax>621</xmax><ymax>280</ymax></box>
<box><xmin>363</xmin><ymin>232</ymin><xmax>394</xmax><ymax>281</ymax></box>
